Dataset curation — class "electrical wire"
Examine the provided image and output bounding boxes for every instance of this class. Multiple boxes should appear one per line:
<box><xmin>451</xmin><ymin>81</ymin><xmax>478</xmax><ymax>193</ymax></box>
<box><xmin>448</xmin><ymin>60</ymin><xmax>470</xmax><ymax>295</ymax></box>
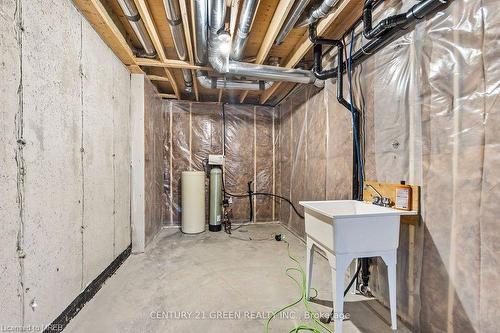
<box><xmin>265</xmin><ymin>240</ymin><xmax>333</xmax><ymax>333</ymax></box>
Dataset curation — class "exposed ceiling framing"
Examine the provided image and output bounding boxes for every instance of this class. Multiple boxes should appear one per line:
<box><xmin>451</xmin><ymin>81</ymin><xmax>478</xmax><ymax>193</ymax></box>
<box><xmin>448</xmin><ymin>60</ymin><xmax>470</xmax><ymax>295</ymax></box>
<box><xmin>73</xmin><ymin>0</ymin><xmax>363</xmax><ymax>105</ymax></box>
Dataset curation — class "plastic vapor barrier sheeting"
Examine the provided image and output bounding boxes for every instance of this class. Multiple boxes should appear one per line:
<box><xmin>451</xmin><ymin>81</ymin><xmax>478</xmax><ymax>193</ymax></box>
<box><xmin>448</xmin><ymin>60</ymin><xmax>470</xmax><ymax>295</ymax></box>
<box><xmin>144</xmin><ymin>78</ymin><xmax>165</xmax><ymax>243</ymax></box>
<box><xmin>163</xmin><ymin>101</ymin><xmax>279</xmax><ymax>225</ymax></box>
<box><xmin>278</xmin><ymin>0</ymin><xmax>499</xmax><ymax>331</ymax></box>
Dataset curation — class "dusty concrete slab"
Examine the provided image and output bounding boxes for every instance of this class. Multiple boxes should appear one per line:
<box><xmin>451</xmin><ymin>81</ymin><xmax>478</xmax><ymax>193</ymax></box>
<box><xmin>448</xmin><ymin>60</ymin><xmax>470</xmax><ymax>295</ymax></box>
<box><xmin>21</xmin><ymin>0</ymin><xmax>83</xmax><ymax>325</ymax></box>
<box><xmin>65</xmin><ymin>224</ymin><xmax>410</xmax><ymax>333</ymax></box>
<box><xmin>0</xmin><ymin>0</ymin><xmax>23</xmax><ymax>325</ymax></box>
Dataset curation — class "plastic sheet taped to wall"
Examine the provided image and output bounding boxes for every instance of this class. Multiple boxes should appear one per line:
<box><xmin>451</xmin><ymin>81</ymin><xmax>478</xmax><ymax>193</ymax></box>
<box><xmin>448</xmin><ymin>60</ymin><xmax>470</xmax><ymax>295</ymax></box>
<box><xmin>278</xmin><ymin>0</ymin><xmax>499</xmax><ymax>331</ymax></box>
<box><xmin>163</xmin><ymin>101</ymin><xmax>279</xmax><ymax>225</ymax></box>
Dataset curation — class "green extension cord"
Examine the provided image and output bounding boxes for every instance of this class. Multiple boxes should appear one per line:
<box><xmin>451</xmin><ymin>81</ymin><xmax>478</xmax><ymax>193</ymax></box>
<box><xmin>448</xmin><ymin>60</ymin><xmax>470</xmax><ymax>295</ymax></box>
<box><xmin>265</xmin><ymin>240</ymin><xmax>333</xmax><ymax>333</ymax></box>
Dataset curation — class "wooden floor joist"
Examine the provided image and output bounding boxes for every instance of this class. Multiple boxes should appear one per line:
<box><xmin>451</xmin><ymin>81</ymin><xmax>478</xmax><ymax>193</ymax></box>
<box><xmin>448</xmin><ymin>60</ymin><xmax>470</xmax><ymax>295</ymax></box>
<box><xmin>159</xmin><ymin>93</ymin><xmax>178</xmax><ymax>99</ymax></box>
<box><xmin>73</xmin><ymin>0</ymin><xmax>136</xmax><ymax>65</ymax></box>
<box><xmin>135</xmin><ymin>58</ymin><xmax>210</xmax><ymax>71</ymax></box>
<box><xmin>178</xmin><ymin>0</ymin><xmax>199</xmax><ymax>101</ymax></box>
<box><xmin>260</xmin><ymin>0</ymin><xmax>363</xmax><ymax>104</ymax></box>
<box><xmin>239</xmin><ymin>0</ymin><xmax>295</xmax><ymax>104</ymax></box>
<box><xmin>73</xmin><ymin>0</ymin><xmax>363</xmax><ymax>104</ymax></box>
<box><xmin>132</xmin><ymin>0</ymin><xmax>180</xmax><ymax>99</ymax></box>
<box><xmin>148</xmin><ymin>75</ymin><xmax>170</xmax><ymax>82</ymax></box>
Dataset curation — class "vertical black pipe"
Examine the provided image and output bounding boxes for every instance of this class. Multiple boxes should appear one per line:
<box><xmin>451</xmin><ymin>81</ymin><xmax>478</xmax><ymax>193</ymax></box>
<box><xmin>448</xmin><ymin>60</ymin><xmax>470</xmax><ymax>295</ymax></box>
<box><xmin>247</xmin><ymin>181</ymin><xmax>253</xmax><ymax>222</ymax></box>
<box><xmin>311</xmin><ymin>23</ymin><xmax>367</xmax><ymax>291</ymax></box>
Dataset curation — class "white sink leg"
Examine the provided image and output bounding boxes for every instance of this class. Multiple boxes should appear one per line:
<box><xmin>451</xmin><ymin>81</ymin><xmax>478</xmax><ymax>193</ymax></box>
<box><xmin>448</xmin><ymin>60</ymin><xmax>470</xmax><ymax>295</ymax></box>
<box><xmin>328</xmin><ymin>253</ymin><xmax>351</xmax><ymax>333</ymax></box>
<box><xmin>381</xmin><ymin>250</ymin><xmax>398</xmax><ymax>330</ymax></box>
<box><xmin>349</xmin><ymin>259</ymin><xmax>358</xmax><ymax>294</ymax></box>
<box><xmin>305</xmin><ymin>237</ymin><xmax>315</xmax><ymax>300</ymax></box>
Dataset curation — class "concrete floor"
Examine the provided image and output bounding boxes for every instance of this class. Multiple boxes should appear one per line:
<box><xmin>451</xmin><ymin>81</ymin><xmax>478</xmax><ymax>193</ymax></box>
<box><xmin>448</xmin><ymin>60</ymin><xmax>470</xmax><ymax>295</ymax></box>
<box><xmin>65</xmin><ymin>224</ymin><xmax>411</xmax><ymax>332</ymax></box>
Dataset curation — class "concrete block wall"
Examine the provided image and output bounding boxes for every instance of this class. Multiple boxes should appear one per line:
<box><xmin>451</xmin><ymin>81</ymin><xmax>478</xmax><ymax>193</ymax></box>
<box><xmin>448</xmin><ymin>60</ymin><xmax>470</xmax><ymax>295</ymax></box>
<box><xmin>0</xmin><ymin>0</ymin><xmax>131</xmax><ymax>327</ymax></box>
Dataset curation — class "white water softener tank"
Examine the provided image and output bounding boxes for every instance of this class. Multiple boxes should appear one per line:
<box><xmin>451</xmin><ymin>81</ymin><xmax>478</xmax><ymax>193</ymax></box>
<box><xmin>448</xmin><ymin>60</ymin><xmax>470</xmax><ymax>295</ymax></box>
<box><xmin>181</xmin><ymin>171</ymin><xmax>206</xmax><ymax>234</ymax></box>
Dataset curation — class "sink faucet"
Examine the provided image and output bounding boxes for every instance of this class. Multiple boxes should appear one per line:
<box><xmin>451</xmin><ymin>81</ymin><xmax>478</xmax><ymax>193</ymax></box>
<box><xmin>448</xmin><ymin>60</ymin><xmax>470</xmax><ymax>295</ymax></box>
<box><xmin>364</xmin><ymin>184</ymin><xmax>391</xmax><ymax>207</ymax></box>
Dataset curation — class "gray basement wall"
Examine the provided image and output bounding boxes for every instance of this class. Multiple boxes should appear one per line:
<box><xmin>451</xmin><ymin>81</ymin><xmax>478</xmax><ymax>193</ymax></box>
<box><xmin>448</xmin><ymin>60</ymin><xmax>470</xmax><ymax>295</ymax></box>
<box><xmin>1</xmin><ymin>0</ymin><xmax>132</xmax><ymax>327</ymax></box>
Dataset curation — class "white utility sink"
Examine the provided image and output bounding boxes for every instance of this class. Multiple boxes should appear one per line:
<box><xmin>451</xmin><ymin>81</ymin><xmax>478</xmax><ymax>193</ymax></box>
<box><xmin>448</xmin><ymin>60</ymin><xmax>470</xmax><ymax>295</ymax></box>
<box><xmin>299</xmin><ymin>200</ymin><xmax>417</xmax><ymax>333</ymax></box>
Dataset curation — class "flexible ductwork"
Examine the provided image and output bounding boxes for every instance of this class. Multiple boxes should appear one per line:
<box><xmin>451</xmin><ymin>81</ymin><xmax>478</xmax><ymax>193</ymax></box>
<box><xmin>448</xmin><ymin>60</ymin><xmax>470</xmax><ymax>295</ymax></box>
<box><xmin>230</xmin><ymin>0</ymin><xmax>260</xmax><ymax>60</ymax></box>
<box><xmin>192</xmin><ymin>0</ymin><xmax>208</xmax><ymax>65</ymax></box>
<box><xmin>209</xmin><ymin>0</ymin><xmax>227</xmax><ymax>37</ymax></box>
<box><xmin>274</xmin><ymin>0</ymin><xmax>311</xmax><ymax>45</ymax></box>
<box><xmin>206</xmin><ymin>0</ymin><xmax>323</xmax><ymax>88</ymax></box>
<box><xmin>297</xmin><ymin>0</ymin><xmax>340</xmax><ymax>27</ymax></box>
<box><xmin>116</xmin><ymin>0</ymin><xmax>156</xmax><ymax>57</ymax></box>
<box><xmin>196</xmin><ymin>70</ymin><xmax>273</xmax><ymax>90</ymax></box>
<box><xmin>163</xmin><ymin>0</ymin><xmax>193</xmax><ymax>92</ymax></box>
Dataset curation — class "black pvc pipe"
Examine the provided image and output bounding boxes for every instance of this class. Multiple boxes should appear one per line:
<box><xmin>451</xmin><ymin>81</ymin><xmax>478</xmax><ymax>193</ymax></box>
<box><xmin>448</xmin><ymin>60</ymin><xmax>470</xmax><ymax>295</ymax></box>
<box><xmin>363</xmin><ymin>0</ymin><xmax>407</xmax><ymax>40</ymax></box>
<box><xmin>312</xmin><ymin>0</ymin><xmax>449</xmax><ymax>80</ymax></box>
<box><xmin>247</xmin><ymin>181</ymin><xmax>253</xmax><ymax>222</ymax></box>
<box><xmin>309</xmin><ymin>25</ymin><xmax>362</xmax><ymax>200</ymax></box>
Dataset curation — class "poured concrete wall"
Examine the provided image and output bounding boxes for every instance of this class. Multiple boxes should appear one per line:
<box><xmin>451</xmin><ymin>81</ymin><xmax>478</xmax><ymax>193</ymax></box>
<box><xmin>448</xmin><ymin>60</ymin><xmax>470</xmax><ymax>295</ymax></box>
<box><xmin>0</xmin><ymin>0</ymin><xmax>23</xmax><ymax>326</ymax></box>
<box><xmin>130</xmin><ymin>75</ymin><xmax>146</xmax><ymax>253</ymax></box>
<box><xmin>0</xmin><ymin>0</ymin><xmax>131</xmax><ymax>327</ymax></box>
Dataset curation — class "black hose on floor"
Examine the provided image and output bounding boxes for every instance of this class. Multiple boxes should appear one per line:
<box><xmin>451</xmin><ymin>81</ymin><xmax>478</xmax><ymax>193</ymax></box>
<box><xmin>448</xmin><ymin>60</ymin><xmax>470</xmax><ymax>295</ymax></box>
<box><xmin>223</xmin><ymin>189</ymin><xmax>304</xmax><ymax>219</ymax></box>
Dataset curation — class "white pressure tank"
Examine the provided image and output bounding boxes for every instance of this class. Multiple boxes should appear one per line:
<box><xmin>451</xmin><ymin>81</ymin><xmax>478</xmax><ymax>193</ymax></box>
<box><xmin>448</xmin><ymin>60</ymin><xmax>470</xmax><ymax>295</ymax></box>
<box><xmin>181</xmin><ymin>171</ymin><xmax>206</xmax><ymax>234</ymax></box>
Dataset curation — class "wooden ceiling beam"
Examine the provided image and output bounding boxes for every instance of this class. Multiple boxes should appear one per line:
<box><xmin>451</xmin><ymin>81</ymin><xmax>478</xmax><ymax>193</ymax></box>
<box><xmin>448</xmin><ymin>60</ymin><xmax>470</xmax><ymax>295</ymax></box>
<box><xmin>133</xmin><ymin>0</ymin><xmax>166</xmax><ymax>60</ymax></box>
<box><xmin>132</xmin><ymin>0</ymin><xmax>180</xmax><ymax>99</ymax></box>
<box><xmin>178</xmin><ymin>0</ymin><xmax>199</xmax><ymax>101</ymax></box>
<box><xmin>239</xmin><ymin>0</ymin><xmax>295</xmax><ymax>104</ymax></box>
<box><xmin>135</xmin><ymin>58</ymin><xmax>210</xmax><ymax>70</ymax></box>
<box><xmin>148</xmin><ymin>75</ymin><xmax>170</xmax><ymax>82</ymax></box>
<box><xmin>159</xmin><ymin>93</ymin><xmax>178</xmax><ymax>99</ymax></box>
<box><xmin>73</xmin><ymin>0</ymin><xmax>136</xmax><ymax>65</ymax></box>
<box><xmin>260</xmin><ymin>0</ymin><xmax>362</xmax><ymax>104</ymax></box>
<box><xmin>128</xmin><ymin>65</ymin><xmax>145</xmax><ymax>74</ymax></box>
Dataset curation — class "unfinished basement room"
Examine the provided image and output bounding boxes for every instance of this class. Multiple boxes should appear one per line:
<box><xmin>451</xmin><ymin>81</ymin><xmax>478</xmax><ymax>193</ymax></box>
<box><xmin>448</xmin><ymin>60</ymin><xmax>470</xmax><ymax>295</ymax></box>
<box><xmin>1</xmin><ymin>0</ymin><xmax>498</xmax><ymax>332</ymax></box>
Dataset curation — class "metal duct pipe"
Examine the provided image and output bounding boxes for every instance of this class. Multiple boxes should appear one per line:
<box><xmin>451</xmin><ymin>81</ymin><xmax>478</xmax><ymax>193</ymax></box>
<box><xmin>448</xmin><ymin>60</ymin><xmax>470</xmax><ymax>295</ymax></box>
<box><xmin>196</xmin><ymin>70</ymin><xmax>273</xmax><ymax>90</ymax></box>
<box><xmin>206</xmin><ymin>0</ymin><xmax>323</xmax><ymax>87</ymax></box>
<box><xmin>208</xmin><ymin>0</ymin><xmax>229</xmax><ymax>72</ymax></box>
<box><xmin>116</xmin><ymin>0</ymin><xmax>156</xmax><ymax>57</ymax></box>
<box><xmin>231</xmin><ymin>0</ymin><xmax>260</xmax><ymax>60</ymax></box>
<box><xmin>163</xmin><ymin>0</ymin><xmax>193</xmax><ymax>91</ymax></box>
<box><xmin>274</xmin><ymin>0</ymin><xmax>311</xmax><ymax>45</ymax></box>
<box><xmin>296</xmin><ymin>0</ymin><xmax>340</xmax><ymax>27</ymax></box>
<box><xmin>192</xmin><ymin>0</ymin><xmax>208</xmax><ymax>65</ymax></box>
<box><xmin>209</xmin><ymin>0</ymin><xmax>227</xmax><ymax>36</ymax></box>
<box><xmin>227</xmin><ymin>61</ymin><xmax>322</xmax><ymax>86</ymax></box>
